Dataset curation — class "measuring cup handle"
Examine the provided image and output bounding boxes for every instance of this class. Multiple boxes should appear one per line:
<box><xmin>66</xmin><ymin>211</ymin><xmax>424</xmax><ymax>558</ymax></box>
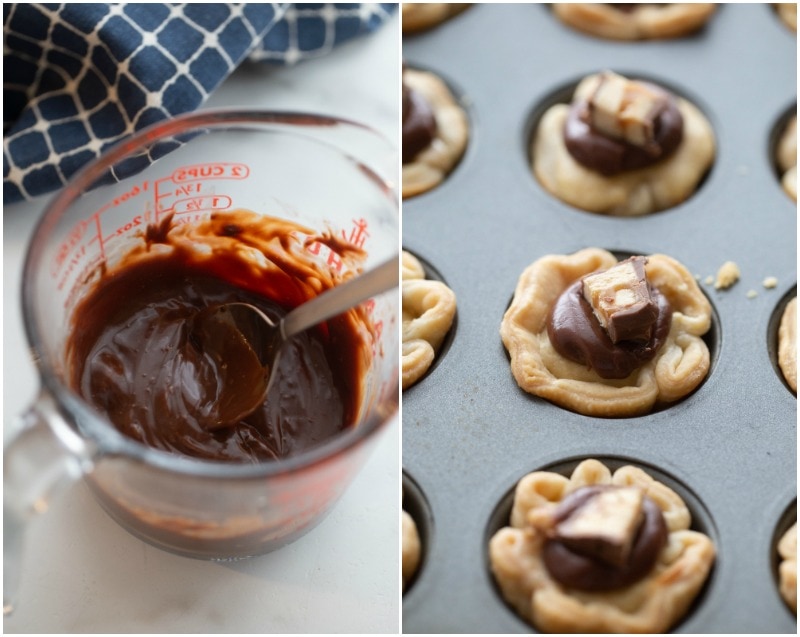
<box><xmin>4</xmin><ymin>391</ymin><xmax>95</xmax><ymax>616</ymax></box>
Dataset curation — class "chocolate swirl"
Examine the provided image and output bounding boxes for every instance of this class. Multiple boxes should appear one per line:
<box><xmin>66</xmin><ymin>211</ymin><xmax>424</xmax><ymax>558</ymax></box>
<box><xmin>563</xmin><ymin>83</ymin><xmax>684</xmax><ymax>176</ymax></box>
<box><xmin>547</xmin><ymin>278</ymin><xmax>672</xmax><ymax>379</ymax></box>
<box><xmin>542</xmin><ymin>485</ymin><xmax>669</xmax><ymax>592</ymax></box>
<box><xmin>403</xmin><ymin>70</ymin><xmax>437</xmax><ymax>164</ymax></box>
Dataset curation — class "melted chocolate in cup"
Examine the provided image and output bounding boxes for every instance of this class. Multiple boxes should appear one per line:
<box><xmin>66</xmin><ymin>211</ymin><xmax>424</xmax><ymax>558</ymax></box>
<box><xmin>66</xmin><ymin>210</ymin><xmax>371</xmax><ymax>464</ymax></box>
<box><xmin>403</xmin><ymin>72</ymin><xmax>438</xmax><ymax>164</ymax></box>
<box><xmin>563</xmin><ymin>83</ymin><xmax>684</xmax><ymax>176</ymax></box>
<box><xmin>547</xmin><ymin>279</ymin><xmax>672</xmax><ymax>380</ymax></box>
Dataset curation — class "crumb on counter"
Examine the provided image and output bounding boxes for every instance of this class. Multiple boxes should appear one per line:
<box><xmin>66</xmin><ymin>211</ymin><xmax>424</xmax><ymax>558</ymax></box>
<box><xmin>714</xmin><ymin>261</ymin><xmax>740</xmax><ymax>290</ymax></box>
<box><xmin>704</xmin><ymin>275</ymin><xmax>714</xmax><ymax>286</ymax></box>
<box><xmin>746</xmin><ymin>290</ymin><xmax>758</xmax><ymax>299</ymax></box>
<box><xmin>763</xmin><ymin>276</ymin><xmax>779</xmax><ymax>289</ymax></box>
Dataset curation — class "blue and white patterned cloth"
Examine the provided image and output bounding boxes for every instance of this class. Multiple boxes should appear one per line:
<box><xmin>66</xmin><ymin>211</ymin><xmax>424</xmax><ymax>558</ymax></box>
<box><xmin>3</xmin><ymin>3</ymin><xmax>396</xmax><ymax>205</ymax></box>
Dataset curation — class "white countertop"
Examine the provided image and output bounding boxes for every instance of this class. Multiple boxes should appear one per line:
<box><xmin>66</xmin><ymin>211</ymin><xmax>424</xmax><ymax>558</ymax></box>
<box><xmin>3</xmin><ymin>12</ymin><xmax>400</xmax><ymax>634</ymax></box>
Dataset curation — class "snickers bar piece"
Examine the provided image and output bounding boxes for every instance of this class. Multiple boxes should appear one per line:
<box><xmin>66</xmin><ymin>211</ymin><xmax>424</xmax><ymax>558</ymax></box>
<box><xmin>587</xmin><ymin>71</ymin><xmax>669</xmax><ymax>155</ymax></box>
<box><xmin>552</xmin><ymin>485</ymin><xmax>646</xmax><ymax>568</ymax></box>
<box><xmin>581</xmin><ymin>256</ymin><xmax>658</xmax><ymax>343</ymax></box>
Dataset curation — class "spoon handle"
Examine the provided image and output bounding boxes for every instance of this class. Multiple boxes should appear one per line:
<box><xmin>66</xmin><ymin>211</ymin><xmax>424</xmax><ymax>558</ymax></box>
<box><xmin>282</xmin><ymin>256</ymin><xmax>399</xmax><ymax>339</ymax></box>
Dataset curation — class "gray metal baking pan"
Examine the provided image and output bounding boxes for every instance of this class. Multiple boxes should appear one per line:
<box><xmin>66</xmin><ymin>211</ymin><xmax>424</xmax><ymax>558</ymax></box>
<box><xmin>401</xmin><ymin>4</ymin><xmax>797</xmax><ymax>633</ymax></box>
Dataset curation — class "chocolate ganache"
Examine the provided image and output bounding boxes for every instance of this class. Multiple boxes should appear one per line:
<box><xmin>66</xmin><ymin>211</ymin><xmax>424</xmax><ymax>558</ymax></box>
<box><xmin>403</xmin><ymin>67</ymin><xmax>437</xmax><ymax>164</ymax></box>
<box><xmin>547</xmin><ymin>277</ymin><xmax>672</xmax><ymax>380</ymax></box>
<box><xmin>564</xmin><ymin>82</ymin><xmax>684</xmax><ymax>176</ymax></box>
<box><xmin>67</xmin><ymin>211</ymin><xmax>370</xmax><ymax>464</ymax></box>
<box><xmin>542</xmin><ymin>485</ymin><xmax>669</xmax><ymax>592</ymax></box>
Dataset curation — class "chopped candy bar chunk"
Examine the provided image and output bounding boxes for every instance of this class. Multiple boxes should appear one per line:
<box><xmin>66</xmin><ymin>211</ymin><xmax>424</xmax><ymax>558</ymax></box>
<box><xmin>582</xmin><ymin>256</ymin><xmax>658</xmax><ymax>343</ymax></box>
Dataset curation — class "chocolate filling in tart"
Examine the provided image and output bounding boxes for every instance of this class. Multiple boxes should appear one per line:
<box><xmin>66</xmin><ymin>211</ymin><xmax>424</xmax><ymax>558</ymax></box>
<box><xmin>542</xmin><ymin>484</ymin><xmax>669</xmax><ymax>591</ymax></box>
<box><xmin>547</xmin><ymin>257</ymin><xmax>672</xmax><ymax>379</ymax></box>
<box><xmin>402</xmin><ymin>66</ymin><xmax>438</xmax><ymax>164</ymax></box>
<box><xmin>564</xmin><ymin>80</ymin><xmax>684</xmax><ymax>176</ymax></box>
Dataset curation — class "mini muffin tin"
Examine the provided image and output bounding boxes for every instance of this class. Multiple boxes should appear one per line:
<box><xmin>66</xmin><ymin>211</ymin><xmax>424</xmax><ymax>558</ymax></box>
<box><xmin>402</xmin><ymin>4</ymin><xmax>796</xmax><ymax>633</ymax></box>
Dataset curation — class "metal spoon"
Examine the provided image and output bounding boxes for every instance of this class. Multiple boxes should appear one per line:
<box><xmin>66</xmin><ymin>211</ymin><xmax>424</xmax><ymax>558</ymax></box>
<box><xmin>190</xmin><ymin>256</ymin><xmax>398</xmax><ymax>430</ymax></box>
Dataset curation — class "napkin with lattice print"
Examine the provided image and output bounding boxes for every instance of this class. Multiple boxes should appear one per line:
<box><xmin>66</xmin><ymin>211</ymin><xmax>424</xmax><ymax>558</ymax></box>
<box><xmin>3</xmin><ymin>3</ymin><xmax>396</xmax><ymax>205</ymax></box>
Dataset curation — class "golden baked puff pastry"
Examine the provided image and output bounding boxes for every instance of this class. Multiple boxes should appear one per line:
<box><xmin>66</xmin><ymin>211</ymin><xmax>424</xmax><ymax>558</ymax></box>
<box><xmin>778</xmin><ymin>296</ymin><xmax>797</xmax><ymax>392</ymax></box>
<box><xmin>500</xmin><ymin>248</ymin><xmax>712</xmax><ymax>417</ymax></box>
<box><xmin>489</xmin><ymin>458</ymin><xmax>716</xmax><ymax>633</ymax></box>
<box><xmin>778</xmin><ymin>521</ymin><xmax>797</xmax><ymax>612</ymax></box>
<box><xmin>402</xmin><ymin>3</ymin><xmax>470</xmax><ymax>33</ymax></box>
<box><xmin>532</xmin><ymin>71</ymin><xmax>715</xmax><ymax>216</ymax></box>
<box><xmin>402</xmin><ymin>64</ymin><xmax>469</xmax><ymax>199</ymax></box>
<box><xmin>774</xmin><ymin>3</ymin><xmax>798</xmax><ymax>31</ymax></box>
<box><xmin>402</xmin><ymin>501</ymin><xmax>421</xmax><ymax>591</ymax></box>
<box><xmin>402</xmin><ymin>251</ymin><xmax>456</xmax><ymax>389</ymax></box>
<box><xmin>552</xmin><ymin>3</ymin><xmax>716</xmax><ymax>40</ymax></box>
<box><xmin>777</xmin><ymin>116</ymin><xmax>797</xmax><ymax>201</ymax></box>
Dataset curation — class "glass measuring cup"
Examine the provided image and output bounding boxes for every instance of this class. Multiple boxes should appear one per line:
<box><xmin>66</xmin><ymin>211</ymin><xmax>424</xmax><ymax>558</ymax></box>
<box><xmin>4</xmin><ymin>111</ymin><xmax>399</xmax><ymax>611</ymax></box>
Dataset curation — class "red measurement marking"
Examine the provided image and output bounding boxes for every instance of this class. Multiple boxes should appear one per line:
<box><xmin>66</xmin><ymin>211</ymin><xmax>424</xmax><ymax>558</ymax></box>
<box><xmin>361</xmin><ymin>299</ymin><xmax>384</xmax><ymax>356</ymax></box>
<box><xmin>94</xmin><ymin>213</ymin><xmax>106</xmax><ymax>263</ymax></box>
<box><xmin>326</xmin><ymin>250</ymin><xmax>343</xmax><ymax>271</ymax></box>
<box><xmin>109</xmin><ymin>182</ymin><xmax>147</xmax><ymax>208</ymax></box>
<box><xmin>153</xmin><ymin>176</ymin><xmax>172</xmax><ymax>221</ymax></box>
<box><xmin>303</xmin><ymin>243</ymin><xmax>345</xmax><ymax>272</ymax></box>
<box><xmin>58</xmin><ymin>252</ymin><xmax>103</xmax><ymax>295</ymax></box>
<box><xmin>173</xmin><ymin>195</ymin><xmax>232</xmax><ymax>214</ymax></box>
<box><xmin>51</xmin><ymin>180</ymin><xmax>150</xmax><ymax>278</ymax></box>
<box><xmin>171</xmin><ymin>212</ymin><xmax>210</xmax><ymax>225</ymax></box>
<box><xmin>171</xmin><ymin>163</ymin><xmax>249</xmax><ymax>182</ymax></box>
<box><xmin>173</xmin><ymin>183</ymin><xmax>202</xmax><ymax>197</ymax></box>
<box><xmin>372</xmin><ymin>320</ymin><xmax>384</xmax><ymax>355</ymax></box>
<box><xmin>51</xmin><ymin>209</ymin><xmax>106</xmax><ymax>278</ymax></box>
<box><xmin>304</xmin><ymin>219</ymin><xmax>373</xmax><ymax>273</ymax></box>
<box><xmin>52</xmin><ymin>218</ymin><xmax>92</xmax><ymax>276</ymax></box>
<box><xmin>153</xmin><ymin>164</ymin><xmax>249</xmax><ymax>222</ymax></box>
<box><xmin>342</xmin><ymin>218</ymin><xmax>370</xmax><ymax>249</ymax></box>
<box><xmin>101</xmin><ymin>211</ymin><xmax>155</xmax><ymax>244</ymax></box>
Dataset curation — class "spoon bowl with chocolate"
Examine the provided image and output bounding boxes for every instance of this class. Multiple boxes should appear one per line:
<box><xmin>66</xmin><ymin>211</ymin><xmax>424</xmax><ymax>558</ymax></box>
<box><xmin>190</xmin><ymin>256</ymin><xmax>398</xmax><ymax>431</ymax></box>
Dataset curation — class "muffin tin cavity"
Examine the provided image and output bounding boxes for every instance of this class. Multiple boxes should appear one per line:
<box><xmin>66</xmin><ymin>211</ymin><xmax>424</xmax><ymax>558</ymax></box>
<box><xmin>484</xmin><ymin>455</ymin><xmax>719</xmax><ymax>632</ymax></box>
<box><xmin>501</xmin><ymin>247</ymin><xmax>720</xmax><ymax>418</ymax></box>
<box><xmin>548</xmin><ymin>3</ymin><xmax>718</xmax><ymax>42</ymax></box>
<box><xmin>767</xmin><ymin>285</ymin><xmax>798</xmax><ymax>394</ymax></box>
<box><xmin>772</xmin><ymin>3</ymin><xmax>798</xmax><ymax>32</ymax></box>
<box><xmin>525</xmin><ymin>71</ymin><xmax>717</xmax><ymax>216</ymax></box>
<box><xmin>769</xmin><ymin>103</ymin><xmax>797</xmax><ymax>199</ymax></box>
<box><xmin>402</xmin><ymin>63</ymin><xmax>472</xmax><ymax>199</ymax></box>
<box><xmin>402</xmin><ymin>471</ymin><xmax>433</xmax><ymax>594</ymax></box>
<box><xmin>401</xmin><ymin>249</ymin><xmax>458</xmax><ymax>389</ymax></box>
<box><xmin>771</xmin><ymin>499</ymin><xmax>798</xmax><ymax>613</ymax></box>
